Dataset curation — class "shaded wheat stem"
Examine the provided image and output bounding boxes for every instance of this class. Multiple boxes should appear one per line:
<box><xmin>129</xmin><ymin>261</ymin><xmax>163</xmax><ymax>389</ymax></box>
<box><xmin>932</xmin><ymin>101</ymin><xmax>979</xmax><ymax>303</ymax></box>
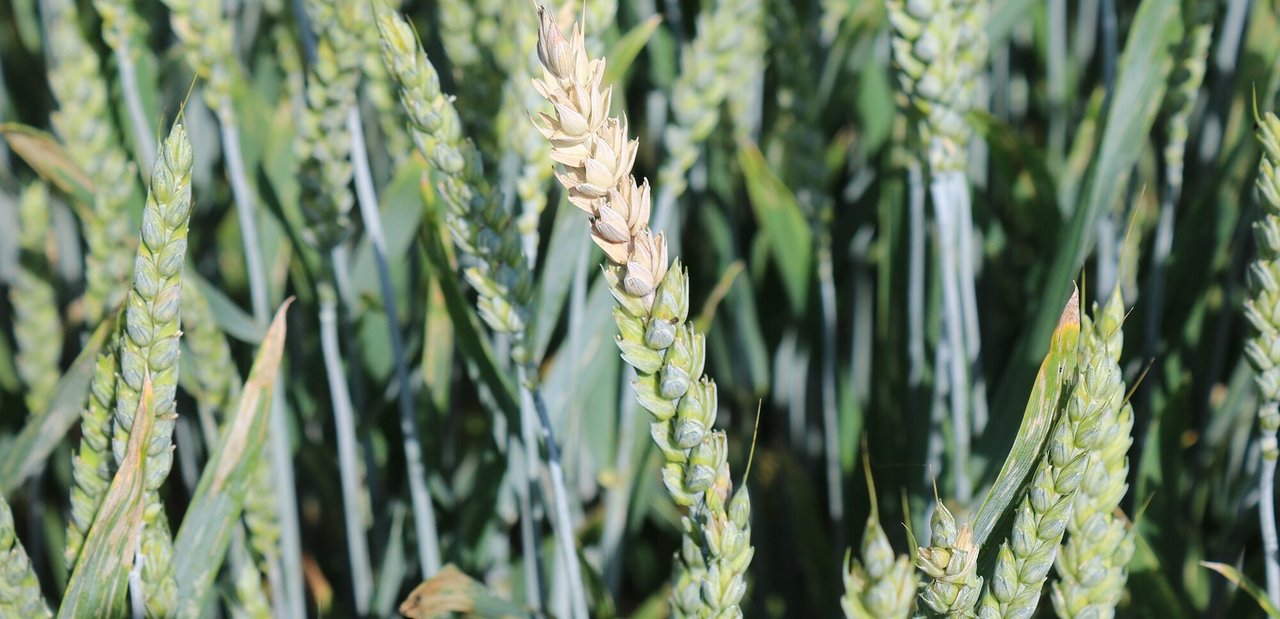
<box><xmin>318</xmin><ymin>276</ymin><xmax>373</xmax><ymax>612</ymax></box>
<box><xmin>348</xmin><ymin>104</ymin><xmax>444</xmax><ymax>577</ymax></box>
<box><xmin>818</xmin><ymin>231</ymin><xmax>844</xmax><ymax>534</ymax></box>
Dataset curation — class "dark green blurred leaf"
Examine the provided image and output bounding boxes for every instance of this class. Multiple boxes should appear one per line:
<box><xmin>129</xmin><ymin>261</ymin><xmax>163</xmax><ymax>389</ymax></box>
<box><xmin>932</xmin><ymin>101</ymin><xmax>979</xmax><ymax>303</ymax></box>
<box><xmin>604</xmin><ymin>15</ymin><xmax>662</xmax><ymax>87</ymax></box>
<box><xmin>737</xmin><ymin>139</ymin><xmax>814</xmax><ymax>313</ymax></box>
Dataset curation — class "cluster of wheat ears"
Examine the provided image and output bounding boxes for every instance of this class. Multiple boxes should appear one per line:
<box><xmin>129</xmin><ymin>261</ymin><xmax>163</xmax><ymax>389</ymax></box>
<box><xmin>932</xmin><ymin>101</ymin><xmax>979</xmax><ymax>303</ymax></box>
<box><xmin>2</xmin><ymin>0</ymin><xmax>1280</xmax><ymax>617</ymax></box>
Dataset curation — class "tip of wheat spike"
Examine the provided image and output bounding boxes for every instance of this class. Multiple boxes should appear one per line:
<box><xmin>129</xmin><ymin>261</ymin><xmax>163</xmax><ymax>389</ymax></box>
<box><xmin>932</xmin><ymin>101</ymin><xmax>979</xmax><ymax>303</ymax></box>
<box><xmin>1060</xmin><ymin>284</ymin><xmax>1080</xmax><ymax>329</ymax></box>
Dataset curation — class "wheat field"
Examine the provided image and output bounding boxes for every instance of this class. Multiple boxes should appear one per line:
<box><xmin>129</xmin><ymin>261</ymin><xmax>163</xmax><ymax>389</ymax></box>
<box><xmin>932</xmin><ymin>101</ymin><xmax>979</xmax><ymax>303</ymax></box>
<box><xmin>0</xmin><ymin>0</ymin><xmax>1279</xmax><ymax>617</ymax></box>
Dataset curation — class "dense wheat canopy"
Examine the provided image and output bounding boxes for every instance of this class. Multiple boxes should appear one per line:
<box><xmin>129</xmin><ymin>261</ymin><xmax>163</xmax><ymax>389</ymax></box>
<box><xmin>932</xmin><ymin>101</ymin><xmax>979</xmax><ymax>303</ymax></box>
<box><xmin>0</xmin><ymin>0</ymin><xmax>1279</xmax><ymax>616</ymax></box>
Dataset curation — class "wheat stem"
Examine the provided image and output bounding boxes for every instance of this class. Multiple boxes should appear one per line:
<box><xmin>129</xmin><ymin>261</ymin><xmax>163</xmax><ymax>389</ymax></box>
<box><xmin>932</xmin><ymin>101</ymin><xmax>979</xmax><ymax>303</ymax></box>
<box><xmin>819</xmin><ymin>231</ymin><xmax>844</xmax><ymax>532</ymax></box>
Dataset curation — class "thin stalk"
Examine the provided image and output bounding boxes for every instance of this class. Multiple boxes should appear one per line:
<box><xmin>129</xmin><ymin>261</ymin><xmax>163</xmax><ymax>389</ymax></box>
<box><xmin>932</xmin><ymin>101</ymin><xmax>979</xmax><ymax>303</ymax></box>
<box><xmin>1261</xmin><ymin>402</ymin><xmax>1280</xmax><ymax>604</ymax></box>
<box><xmin>219</xmin><ymin>117</ymin><xmax>271</xmax><ymax>321</ymax></box>
<box><xmin>318</xmin><ymin>277</ymin><xmax>373</xmax><ymax>615</ymax></box>
<box><xmin>908</xmin><ymin>161</ymin><xmax>926</xmax><ymax>388</ymax></box>
<box><xmin>818</xmin><ymin>230</ymin><xmax>844</xmax><ymax>535</ymax></box>
<box><xmin>1263</xmin><ymin>446</ymin><xmax>1280</xmax><ymax>604</ymax></box>
<box><xmin>601</xmin><ymin>369</ymin><xmax>638</xmax><ymax>595</ymax></box>
<box><xmin>116</xmin><ymin>42</ymin><xmax>155</xmax><ymax>180</ymax></box>
<box><xmin>1199</xmin><ymin>0</ymin><xmax>1252</xmax><ymax>164</ymax></box>
<box><xmin>1146</xmin><ymin>186</ymin><xmax>1176</xmax><ymax>368</ymax></box>
<box><xmin>931</xmin><ymin>171</ymin><xmax>972</xmax><ymax>502</ymax></box>
<box><xmin>1262</xmin><ymin>442</ymin><xmax>1280</xmax><ymax>604</ymax></box>
<box><xmin>1047</xmin><ymin>0</ymin><xmax>1067</xmax><ymax>171</ymax></box>
<box><xmin>220</xmin><ymin>112</ymin><xmax>302</xmax><ymax>619</ymax></box>
<box><xmin>267</xmin><ymin>387</ymin><xmax>302</xmax><ymax>619</ymax></box>
<box><xmin>526</xmin><ymin>375</ymin><xmax>590</xmax><ymax>619</ymax></box>
<box><xmin>517</xmin><ymin>369</ymin><xmax>547</xmax><ymax>610</ymax></box>
<box><xmin>347</xmin><ymin>106</ymin><xmax>442</xmax><ymax>575</ymax></box>
<box><xmin>955</xmin><ymin>177</ymin><xmax>987</xmax><ymax>435</ymax></box>
<box><xmin>509</xmin><ymin>431</ymin><xmax>544</xmax><ymax>611</ymax></box>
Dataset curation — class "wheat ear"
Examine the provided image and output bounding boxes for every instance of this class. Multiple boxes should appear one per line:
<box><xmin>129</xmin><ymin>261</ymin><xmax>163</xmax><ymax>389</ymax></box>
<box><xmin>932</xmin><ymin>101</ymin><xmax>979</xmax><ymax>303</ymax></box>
<box><xmin>1051</xmin><ymin>289</ymin><xmax>1135</xmax><ymax>618</ymax></box>
<box><xmin>977</xmin><ymin>302</ymin><xmax>1122</xmax><ymax>618</ymax></box>
<box><xmin>841</xmin><ymin>461</ymin><xmax>917</xmax><ymax>618</ymax></box>
<box><xmin>1244</xmin><ymin>108</ymin><xmax>1280</xmax><ymax>605</ymax></box>
<box><xmin>10</xmin><ymin>182</ymin><xmax>63</xmax><ymax>415</ymax></box>
<box><xmin>0</xmin><ymin>495</ymin><xmax>51</xmax><ymax>618</ymax></box>
<box><xmin>377</xmin><ymin>10</ymin><xmax>590</xmax><ymax>614</ymax></box>
<box><xmin>916</xmin><ymin>500</ymin><xmax>983</xmax><ymax>616</ymax></box>
<box><xmin>42</xmin><ymin>0</ymin><xmax>135</xmax><ymax>325</ymax></box>
<box><xmin>533</xmin><ymin>8</ymin><xmax>754</xmax><ymax>615</ymax></box>
<box><xmin>110</xmin><ymin>123</ymin><xmax>195</xmax><ymax>617</ymax></box>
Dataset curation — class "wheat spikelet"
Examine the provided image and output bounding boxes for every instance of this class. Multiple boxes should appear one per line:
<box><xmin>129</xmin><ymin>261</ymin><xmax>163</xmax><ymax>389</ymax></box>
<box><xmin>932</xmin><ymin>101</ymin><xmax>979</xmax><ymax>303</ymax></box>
<box><xmin>916</xmin><ymin>500</ymin><xmax>983</xmax><ymax>616</ymax></box>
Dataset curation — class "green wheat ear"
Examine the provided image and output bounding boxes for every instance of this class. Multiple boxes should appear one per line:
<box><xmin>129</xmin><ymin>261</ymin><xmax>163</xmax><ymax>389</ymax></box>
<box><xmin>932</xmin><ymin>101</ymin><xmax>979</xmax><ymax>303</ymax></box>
<box><xmin>0</xmin><ymin>493</ymin><xmax>52</xmax><ymax>618</ymax></box>
<box><xmin>842</xmin><ymin>456</ymin><xmax>917</xmax><ymax>619</ymax></box>
<box><xmin>110</xmin><ymin>122</ymin><xmax>195</xmax><ymax>617</ymax></box>
<box><xmin>1051</xmin><ymin>289</ymin><xmax>1134</xmax><ymax>619</ymax></box>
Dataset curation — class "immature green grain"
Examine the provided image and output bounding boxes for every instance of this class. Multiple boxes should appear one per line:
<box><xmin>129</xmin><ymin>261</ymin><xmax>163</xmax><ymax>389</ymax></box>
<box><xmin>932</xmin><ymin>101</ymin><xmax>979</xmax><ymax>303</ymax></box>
<box><xmin>1051</xmin><ymin>290</ymin><xmax>1134</xmax><ymax>619</ymax></box>
<box><xmin>377</xmin><ymin>11</ymin><xmax>533</xmax><ymax>342</ymax></box>
<box><xmin>0</xmin><ymin>496</ymin><xmax>51</xmax><ymax>618</ymax></box>
<box><xmin>111</xmin><ymin>124</ymin><xmax>195</xmax><ymax>617</ymax></box>
<box><xmin>533</xmin><ymin>10</ymin><xmax>753</xmax><ymax>615</ymax></box>
<box><xmin>10</xmin><ymin>182</ymin><xmax>63</xmax><ymax>415</ymax></box>
<box><xmin>43</xmin><ymin>0</ymin><xmax>135</xmax><ymax>325</ymax></box>
<box><xmin>1244</xmin><ymin>109</ymin><xmax>1280</xmax><ymax>603</ymax></box>
<box><xmin>977</xmin><ymin>312</ymin><xmax>1120</xmax><ymax>619</ymax></box>
<box><xmin>841</xmin><ymin>465</ymin><xmax>916</xmax><ymax>619</ymax></box>
<box><xmin>886</xmin><ymin>0</ymin><xmax>987</xmax><ymax>173</ymax></box>
<box><xmin>658</xmin><ymin>0</ymin><xmax>764</xmax><ymax>203</ymax></box>
<box><xmin>64</xmin><ymin>328</ymin><xmax>122</xmax><ymax>574</ymax></box>
<box><xmin>1162</xmin><ymin>0</ymin><xmax>1214</xmax><ymax>200</ymax></box>
<box><xmin>159</xmin><ymin>0</ymin><xmax>236</xmax><ymax>121</ymax></box>
<box><xmin>916</xmin><ymin>501</ymin><xmax>982</xmax><ymax>616</ymax></box>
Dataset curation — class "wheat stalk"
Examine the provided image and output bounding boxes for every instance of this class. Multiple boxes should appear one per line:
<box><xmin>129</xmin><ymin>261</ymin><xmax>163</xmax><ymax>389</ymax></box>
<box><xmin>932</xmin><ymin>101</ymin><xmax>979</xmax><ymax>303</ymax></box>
<box><xmin>42</xmin><ymin>0</ymin><xmax>135</xmax><ymax>326</ymax></box>
<box><xmin>110</xmin><ymin>122</ymin><xmax>195</xmax><ymax>616</ymax></box>
<box><xmin>532</xmin><ymin>9</ymin><xmax>754</xmax><ymax>615</ymax></box>
<box><xmin>0</xmin><ymin>495</ymin><xmax>51</xmax><ymax>618</ymax></box>
<box><xmin>1244</xmin><ymin>108</ymin><xmax>1280</xmax><ymax>605</ymax></box>
<box><xmin>1051</xmin><ymin>289</ymin><xmax>1135</xmax><ymax>619</ymax></box>
<box><xmin>91</xmin><ymin>0</ymin><xmax>155</xmax><ymax>178</ymax></box>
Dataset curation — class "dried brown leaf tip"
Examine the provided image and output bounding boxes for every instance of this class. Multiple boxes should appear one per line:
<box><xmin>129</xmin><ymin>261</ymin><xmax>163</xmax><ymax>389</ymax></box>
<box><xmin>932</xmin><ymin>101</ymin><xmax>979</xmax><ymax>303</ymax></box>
<box><xmin>1060</xmin><ymin>284</ymin><xmax>1081</xmax><ymax>330</ymax></box>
